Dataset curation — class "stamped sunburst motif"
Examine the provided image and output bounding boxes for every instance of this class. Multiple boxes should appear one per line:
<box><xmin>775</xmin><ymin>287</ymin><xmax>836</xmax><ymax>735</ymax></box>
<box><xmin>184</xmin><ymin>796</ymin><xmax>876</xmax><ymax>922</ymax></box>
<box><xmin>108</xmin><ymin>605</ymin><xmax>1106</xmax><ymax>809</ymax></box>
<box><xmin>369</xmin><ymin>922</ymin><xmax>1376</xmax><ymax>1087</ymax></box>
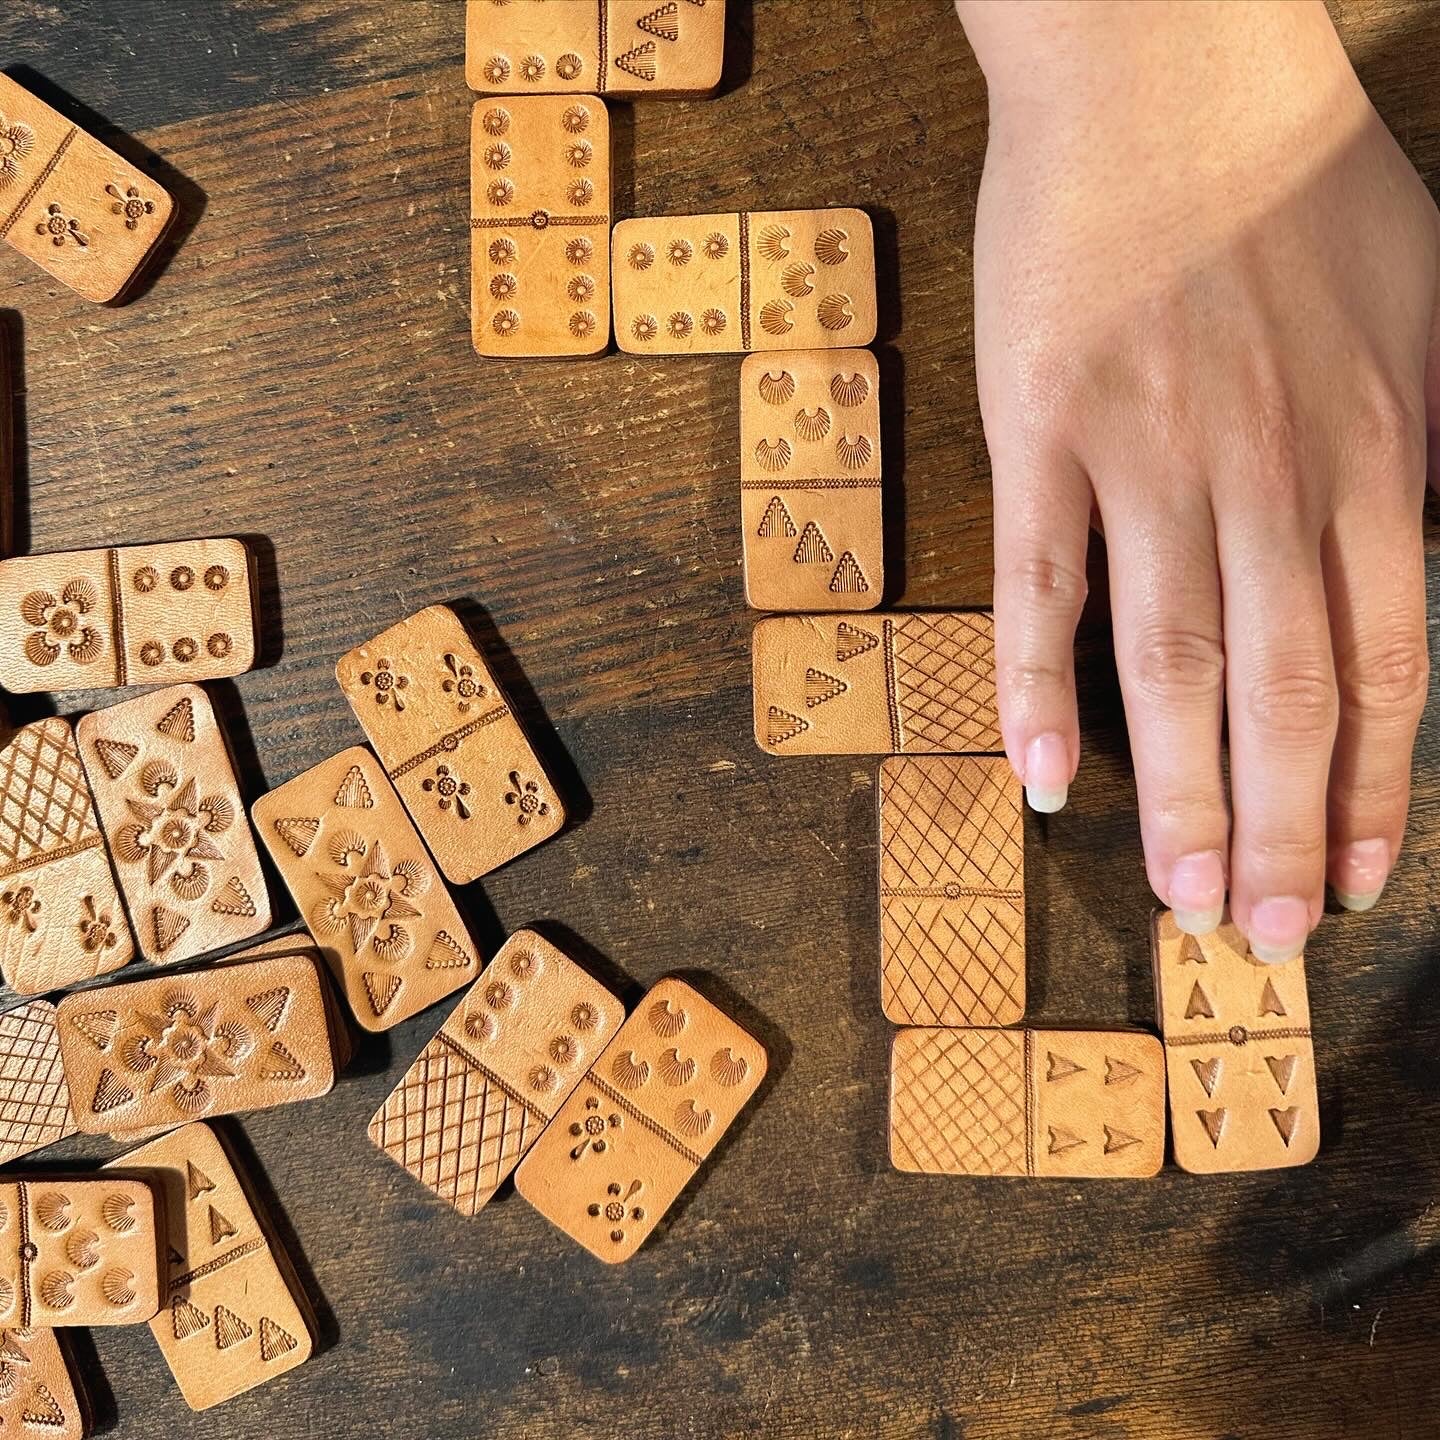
<box><xmin>311</xmin><ymin>837</ymin><xmax>430</xmax><ymax>961</ymax></box>
<box><xmin>757</xmin><ymin>224</ymin><xmax>791</xmax><ymax>263</ymax></box>
<box><xmin>0</xmin><ymin>112</ymin><xmax>35</xmax><ymax>189</ymax></box>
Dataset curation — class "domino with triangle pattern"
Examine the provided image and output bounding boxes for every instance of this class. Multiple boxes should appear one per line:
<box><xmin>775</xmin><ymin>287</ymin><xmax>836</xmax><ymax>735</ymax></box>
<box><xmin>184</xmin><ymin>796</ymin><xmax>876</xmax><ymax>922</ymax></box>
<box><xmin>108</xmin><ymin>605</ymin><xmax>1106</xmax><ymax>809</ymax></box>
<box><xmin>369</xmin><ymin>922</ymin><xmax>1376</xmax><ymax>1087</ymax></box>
<box><xmin>0</xmin><ymin>539</ymin><xmax>256</xmax><ymax>693</ymax></box>
<box><xmin>55</xmin><ymin>941</ymin><xmax>340</xmax><ymax>1134</ymax></box>
<box><xmin>741</xmin><ymin>349</ymin><xmax>883</xmax><ymax>612</ymax></box>
<box><xmin>751</xmin><ymin>611</ymin><xmax>1000</xmax><ymax>755</ymax></box>
<box><xmin>889</xmin><ymin>1027</ymin><xmax>1165</xmax><ymax>1179</ymax></box>
<box><xmin>1151</xmin><ymin>909</ymin><xmax>1319</xmax><ymax>1173</ymax></box>
<box><xmin>0</xmin><ymin>1324</ymin><xmax>87</xmax><ymax>1437</ymax></box>
<box><xmin>467</xmin><ymin>0</ymin><xmax>727</xmax><ymax>98</ymax></box>
<box><xmin>77</xmin><ymin>684</ymin><xmax>270</xmax><ymax>967</ymax></box>
<box><xmin>108</xmin><ymin>1121</ymin><xmax>313</xmax><ymax>1410</ymax></box>
<box><xmin>253</xmin><ymin>747</ymin><xmax>483</xmax><ymax>1032</ymax></box>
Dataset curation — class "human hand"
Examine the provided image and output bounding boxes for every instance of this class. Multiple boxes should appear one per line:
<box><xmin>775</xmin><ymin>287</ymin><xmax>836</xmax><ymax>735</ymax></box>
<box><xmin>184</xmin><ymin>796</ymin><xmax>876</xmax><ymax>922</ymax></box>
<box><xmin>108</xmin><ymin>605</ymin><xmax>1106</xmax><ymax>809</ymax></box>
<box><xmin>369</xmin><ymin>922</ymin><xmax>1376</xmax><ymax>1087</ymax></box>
<box><xmin>956</xmin><ymin>0</ymin><xmax>1439</xmax><ymax>959</ymax></box>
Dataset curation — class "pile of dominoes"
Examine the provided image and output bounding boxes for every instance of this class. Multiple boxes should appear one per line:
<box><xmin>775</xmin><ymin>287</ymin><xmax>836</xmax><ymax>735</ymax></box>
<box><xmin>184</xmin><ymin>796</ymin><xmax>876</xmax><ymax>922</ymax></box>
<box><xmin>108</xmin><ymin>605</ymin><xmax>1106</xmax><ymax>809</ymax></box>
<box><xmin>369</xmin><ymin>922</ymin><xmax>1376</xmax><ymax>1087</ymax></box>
<box><xmin>0</xmin><ymin>1</ymin><xmax>1323</xmax><ymax>1431</ymax></box>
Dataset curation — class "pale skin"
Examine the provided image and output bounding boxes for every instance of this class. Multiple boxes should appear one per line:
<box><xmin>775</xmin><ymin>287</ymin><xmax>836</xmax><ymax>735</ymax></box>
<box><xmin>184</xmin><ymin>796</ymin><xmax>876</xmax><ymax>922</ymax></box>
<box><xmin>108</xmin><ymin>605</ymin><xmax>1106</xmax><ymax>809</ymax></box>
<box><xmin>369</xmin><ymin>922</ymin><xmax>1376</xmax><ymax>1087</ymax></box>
<box><xmin>953</xmin><ymin>0</ymin><xmax>1439</xmax><ymax>961</ymax></box>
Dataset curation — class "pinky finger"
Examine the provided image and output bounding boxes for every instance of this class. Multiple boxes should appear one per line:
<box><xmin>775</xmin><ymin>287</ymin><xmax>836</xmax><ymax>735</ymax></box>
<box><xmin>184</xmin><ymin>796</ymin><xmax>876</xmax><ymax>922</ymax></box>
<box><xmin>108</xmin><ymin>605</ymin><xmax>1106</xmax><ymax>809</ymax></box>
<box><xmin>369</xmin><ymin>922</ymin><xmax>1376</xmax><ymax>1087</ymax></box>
<box><xmin>991</xmin><ymin>447</ymin><xmax>1094</xmax><ymax>812</ymax></box>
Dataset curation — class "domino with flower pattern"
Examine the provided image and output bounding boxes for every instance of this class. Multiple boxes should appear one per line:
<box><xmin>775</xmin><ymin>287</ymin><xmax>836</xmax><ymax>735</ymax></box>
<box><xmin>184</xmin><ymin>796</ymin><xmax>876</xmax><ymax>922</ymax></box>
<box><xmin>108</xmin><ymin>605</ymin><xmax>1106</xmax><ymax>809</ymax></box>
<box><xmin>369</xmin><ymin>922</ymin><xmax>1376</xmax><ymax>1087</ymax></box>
<box><xmin>55</xmin><ymin>942</ymin><xmax>340</xmax><ymax>1133</ymax></box>
<box><xmin>77</xmin><ymin>684</ymin><xmax>270</xmax><ymax>966</ymax></box>
<box><xmin>336</xmin><ymin>604</ymin><xmax>564</xmax><ymax>885</ymax></box>
<box><xmin>253</xmin><ymin>748</ymin><xmax>483</xmax><ymax>1031</ymax></box>
<box><xmin>517</xmin><ymin>977</ymin><xmax>767</xmax><ymax>1263</ymax></box>
<box><xmin>472</xmin><ymin>96</ymin><xmax>611</xmax><ymax>357</ymax></box>
<box><xmin>0</xmin><ymin>540</ymin><xmax>256</xmax><ymax>693</ymax></box>
<box><xmin>0</xmin><ymin>73</ymin><xmax>174</xmax><ymax>303</ymax></box>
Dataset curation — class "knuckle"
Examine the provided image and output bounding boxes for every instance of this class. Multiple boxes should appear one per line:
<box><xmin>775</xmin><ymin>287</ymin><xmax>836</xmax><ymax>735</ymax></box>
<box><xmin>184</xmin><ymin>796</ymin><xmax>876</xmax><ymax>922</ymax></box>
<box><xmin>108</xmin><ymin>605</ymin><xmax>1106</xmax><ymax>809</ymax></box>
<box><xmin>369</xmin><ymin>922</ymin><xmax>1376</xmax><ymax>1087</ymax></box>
<box><xmin>999</xmin><ymin>659</ymin><xmax>1072</xmax><ymax>704</ymax></box>
<box><xmin>1339</xmin><ymin>633</ymin><xmax>1430</xmax><ymax>720</ymax></box>
<box><xmin>1128</xmin><ymin>625</ymin><xmax>1225</xmax><ymax>704</ymax></box>
<box><xmin>1145</xmin><ymin>788</ymin><xmax>1228</xmax><ymax>834</ymax></box>
<box><xmin>1245</xmin><ymin>830</ymin><xmax>1327</xmax><ymax>870</ymax></box>
<box><xmin>1244</xmin><ymin>663</ymin><xmax>1338</xmax><ymax>741</ymax></box>
<box><xmin>1350</xmin><ymin>378</ymin><xmax>1423</xmax><ymax>469</ymax></box>
<box><xmin>1333</xmin><ymin>770</ymin><xmax>1411</xmax><ymax>821</ymax></box>
<box><xmin>1000</xmin><ymin>554</ymin><xmax>1089</xmax><ymax>618</ymax></box>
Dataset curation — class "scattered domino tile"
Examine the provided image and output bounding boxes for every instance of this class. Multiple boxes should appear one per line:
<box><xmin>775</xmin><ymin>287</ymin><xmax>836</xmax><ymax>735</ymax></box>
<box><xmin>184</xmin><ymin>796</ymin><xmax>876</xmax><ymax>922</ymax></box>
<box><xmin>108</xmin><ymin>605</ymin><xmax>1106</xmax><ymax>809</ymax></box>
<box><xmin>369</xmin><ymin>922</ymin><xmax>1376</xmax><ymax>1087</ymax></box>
<box><xmin>878</xmin><ymin>757</ymin><xmax>1023</xmax><ymax>1027</ymax></box>
<box><xmin>516</xmin><ymin>977</ymin><xmax>766</xmax><ymax>1263</ymax></box>
<box><xmin>751</xmin><ymin>611</ymin><xmax>999</xmax><ymax>755</ymax></box>
<box><xmin>1151</xmin><ymin>910</ymin><xmax>1318</xmax><ymax>1173</ymax></box>
<box><xmin>0</xmin><ymin>73</ymin><xmax>175</xmax><ymax>303</ymax></box>
<box><xmin>471</xmin><ymin>95</ymin><xmax>611</xmax><ymax>357</ymax></box>
<box><xmin>253</xmin><ymin>747</ymin><xmax>482</xmax><ymax>1030</ymax></box>
<box><xmin>889</xmin><ymin>1028</ymin><xmax>1164</xmax><ymax>1179</ymax></box>
<box><xmin>613</xmin><ymin>208</ymin><xmax>876</xmax><ymax>355</ymax></box>
<box><xmin>108</xmin><ymin>1122</ymin><xmax>313</xmax><ymax>1411</ymax></box>
<box><xmin>740</xmin><ymin>348</ymin><xmax>882</xmax><ymax>611</ymax></box>
<box><xmin>0</xmin><ymin>718</ymin><xmax>134</xmax><ymax>995</ymax></box>
<box><xmin>335</xmin><ymin>605</ymin><xmax>564</xmax><ymax>885</ymax></box>
<box><xmin>0</xmin><ymin>1000</ymin><xmax>78</xmax><ymax>1165</ymax></box>
<box><xmin>0</xmin><ymin>1176</ymin><xmax>161</xmax><ymax>1325</ymax></box>
<box><xmin>0</xmin><ymin>1325</ymin><xmax>88</xmax><ymax>1436</ymax></box>
<box><xmin>369</xmin><ymin>929</ymin><xmax>622</xmax><ymax>1216</ymax></box>
<box><xmin>0</xmin><ymin>539</ymin><xmax>256</xmax><ymax>693</ymax></box>
<box><xmin>55</xmin><ymin>944</ymin><xmax>341</xmax><ymax>1134</ymax></box>
<box><xmin>466</xmin><ymin>0</ymin><xmax>727</xmax><ymax>98</ymax></box>
<box><xmin>77</xmin><ymin>684</ymin><xmax>270</xmax><ymax>967</ymax></box>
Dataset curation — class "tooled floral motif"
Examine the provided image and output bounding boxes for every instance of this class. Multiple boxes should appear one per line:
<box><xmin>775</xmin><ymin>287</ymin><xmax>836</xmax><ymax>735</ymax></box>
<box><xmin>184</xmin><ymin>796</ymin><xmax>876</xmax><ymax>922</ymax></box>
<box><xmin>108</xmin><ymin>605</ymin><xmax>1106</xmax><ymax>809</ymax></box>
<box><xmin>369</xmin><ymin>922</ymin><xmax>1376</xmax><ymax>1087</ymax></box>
<box><xmin>20</xmin><ymin>580</ymin><xmax>103</xmax><ymax>668</ymax></box>
<box><xmin>311</xmin><ymin>836</ymin><xmax>429</xmax><ymax>961</ymax></box>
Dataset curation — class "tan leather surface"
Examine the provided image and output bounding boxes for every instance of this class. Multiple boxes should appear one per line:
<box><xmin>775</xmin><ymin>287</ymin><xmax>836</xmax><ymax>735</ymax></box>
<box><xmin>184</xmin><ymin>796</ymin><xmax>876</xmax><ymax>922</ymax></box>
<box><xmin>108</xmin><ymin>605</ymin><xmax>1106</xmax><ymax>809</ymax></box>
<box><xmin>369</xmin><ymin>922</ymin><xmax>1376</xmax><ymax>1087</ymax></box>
<box><xmin>1152</xmin><ymin>910</ymin><xmax>1318</xmax><ymax>1174</ymax></box>
<box><xmin>0</xmin><ymin>1000</ymin><xmax>78</xmax><ymax>1166</ymax></box>
<box><xmin>466</xmin><ymin>0</ymin><xmax>725</xmax><ymax>98</ymax></box>
<box><xmin>516</xmin><ymin>977</ymin><xmax>767</xmax><ymax>1263</ymax></box>
<box><xmin>369</xmin><ymin>929</ymin><xmax>622</xmax><ymax>1217</ymax></box>
<box><xmin>0</xmin><ymin>718</ymin><xmax>133</xmax><ymax>994</ymax></box>
<box><xmin>253</xmin><ymin>746</ymin><xmax>481</xmax><ymax>1030</ymax></box>
<box><xmin>889</xmin><ymin>1028</ymin><xmax>1164</xmax><ymax>1179</ymax></box>
<box><xmin>0</xmin><ymin>540</ymin><xmax>255</xmax><ymax>693</ymax></box>
<box><xmin>0</xmin><ymin>73</ymin><xmax>174</xmax><ymax>304</ymax></box>
<box><xmin>0</xmin><ymin>1325</ymin><xmax>86</xmax><ymax>1437</ymax></box>
<box><xmin>109</xmin><ymin>1122</ymin><xmax>312</xmax><ymax>1411</ymax></box>
<box><xmin>878</xmin><ymin>757</ymin><xmax>1023</xmax><ymax>1027</ymax></box>
<box><xmin>77</xmin><ymin>685</ymin><xmax>270</xmax><ymax>967</ymax></box>
<box><xmin>740</xmin><ymin>348</ymin><xmax>882</xmax><ymax>611</ymax></box>
<box><xmin>613</xmin><ymin>209</ymin><xmax>877</xmax><ymax>355</ymax></box>
<box><xmin>56</xmin><ymin>949</ymin><xmax>339</xmax><ymax>1134</ymax></box>
<box><xmin>751</xmin><ymin>611</ymin><xmax>1000</xmax><ymax>755</ymax></box>
<box><xmin>471</xmin><ymin>96</ymin><xmax>611</xmax><ymax>357</ymax></box>
<box><xmin>0</xmin><ymin>1177</ymin><xmax>160</xmax><ymax>1326</ymax></box>
<box><xmin>335</xmin><ymin>605</ymin><xmax>564</xmax><ymax>884</ymax></box>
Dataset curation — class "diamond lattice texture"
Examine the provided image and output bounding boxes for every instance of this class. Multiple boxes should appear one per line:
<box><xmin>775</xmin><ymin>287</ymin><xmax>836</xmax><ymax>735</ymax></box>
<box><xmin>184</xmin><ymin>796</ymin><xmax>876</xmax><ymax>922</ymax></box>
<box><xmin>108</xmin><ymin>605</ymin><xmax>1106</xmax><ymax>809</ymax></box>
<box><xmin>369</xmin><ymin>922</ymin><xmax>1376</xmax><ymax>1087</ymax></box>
<box><xmin>890</xmin><ymin>1028</ymin><xmax>1028</xmax><ymax>1176</ymax></box>
<box><xmin>370</xmin><ymin>1035</ymin><xmax>536</xmax><ymax>1216</ymax></box>
<box><xmin>893</xmin><ymin>614</ymin><xmax>1000</xmax><ymax>752</ymax></box>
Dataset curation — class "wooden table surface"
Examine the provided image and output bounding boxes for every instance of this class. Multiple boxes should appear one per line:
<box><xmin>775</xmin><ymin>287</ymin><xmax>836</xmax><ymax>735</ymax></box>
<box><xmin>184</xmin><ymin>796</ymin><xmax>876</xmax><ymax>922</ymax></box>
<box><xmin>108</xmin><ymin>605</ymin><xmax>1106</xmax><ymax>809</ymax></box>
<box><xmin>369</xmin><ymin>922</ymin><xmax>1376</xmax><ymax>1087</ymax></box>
<box><xmin>3</xmin><ymin>2</ymin><xmax>1440</xmax><ymax>1436</ymax></box>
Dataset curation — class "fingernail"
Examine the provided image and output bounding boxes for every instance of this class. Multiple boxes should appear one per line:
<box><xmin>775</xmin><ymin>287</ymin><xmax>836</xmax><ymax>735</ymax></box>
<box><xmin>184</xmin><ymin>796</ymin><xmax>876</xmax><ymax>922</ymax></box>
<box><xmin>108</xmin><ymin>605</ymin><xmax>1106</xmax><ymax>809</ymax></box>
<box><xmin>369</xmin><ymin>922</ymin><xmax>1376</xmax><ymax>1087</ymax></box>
<box><xmin>1332</xmin><ymin>838</ymin><xmax>1390</xmax><ymax>913</ymax></box>
<box><xmin>1246</xmin><ymin>895</ymin><xmax>1310</xmax><ymax>964</ymax></box>
<box><xmin>1169</xmin><ymin>850</ymin><xmax>1225</xmax><ymax>935</ymax></box>
<box><xmin>1023</xmin><ymin>733</ymin><xmax>1069</xmax><ymax>814</ymax></box>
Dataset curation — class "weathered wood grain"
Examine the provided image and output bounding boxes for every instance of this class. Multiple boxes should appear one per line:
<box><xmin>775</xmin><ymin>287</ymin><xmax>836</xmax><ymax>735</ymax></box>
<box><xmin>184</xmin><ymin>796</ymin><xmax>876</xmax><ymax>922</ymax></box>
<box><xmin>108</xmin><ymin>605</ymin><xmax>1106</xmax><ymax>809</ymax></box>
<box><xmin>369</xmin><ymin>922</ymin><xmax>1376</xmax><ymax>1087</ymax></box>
<box><xmin>3</xmin><ymin>1</ymin><xmax>1440</xmax><ymax>1436</ymax></box>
